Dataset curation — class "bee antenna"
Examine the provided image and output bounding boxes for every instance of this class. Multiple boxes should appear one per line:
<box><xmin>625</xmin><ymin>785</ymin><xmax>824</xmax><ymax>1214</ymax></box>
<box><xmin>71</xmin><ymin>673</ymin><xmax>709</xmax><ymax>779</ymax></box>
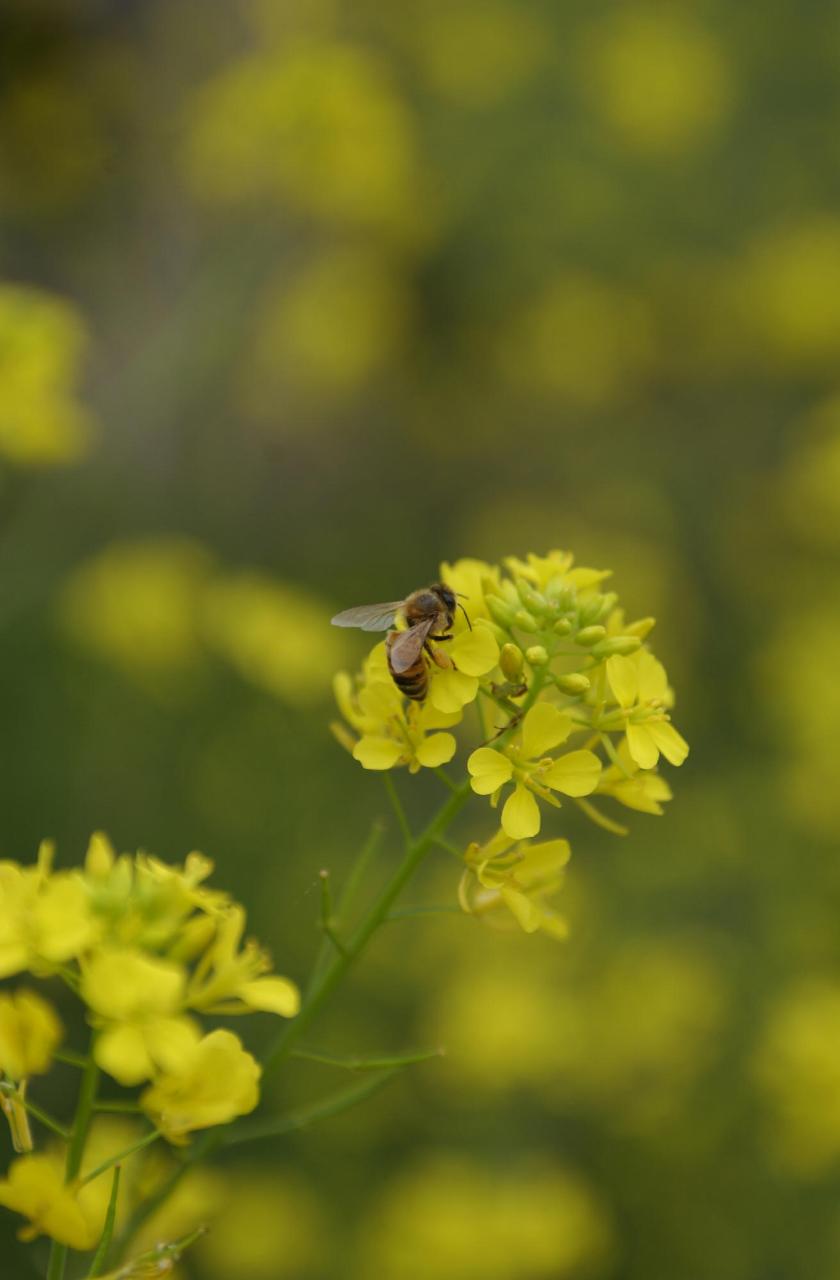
<box><xmin>458</xmin><ymin>602</ymin><xmax>473</xmax><ymax>631</ymax></box>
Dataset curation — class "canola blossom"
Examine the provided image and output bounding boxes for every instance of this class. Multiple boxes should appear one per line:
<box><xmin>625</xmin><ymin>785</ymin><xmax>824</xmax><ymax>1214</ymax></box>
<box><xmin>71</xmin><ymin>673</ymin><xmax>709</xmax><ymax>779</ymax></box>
<box><xmin>333</xmin><ymin>550</ymin><xmax>688</xmax><ymax>938</ymax></box>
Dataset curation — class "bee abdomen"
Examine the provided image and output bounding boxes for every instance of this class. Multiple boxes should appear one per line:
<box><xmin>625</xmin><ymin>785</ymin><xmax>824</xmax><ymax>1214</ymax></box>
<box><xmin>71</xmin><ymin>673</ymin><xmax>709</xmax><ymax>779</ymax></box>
<box><xmin>391</xmin><ymin>661</ymin><xmax>428</xmax><ymax>701</ymax></box>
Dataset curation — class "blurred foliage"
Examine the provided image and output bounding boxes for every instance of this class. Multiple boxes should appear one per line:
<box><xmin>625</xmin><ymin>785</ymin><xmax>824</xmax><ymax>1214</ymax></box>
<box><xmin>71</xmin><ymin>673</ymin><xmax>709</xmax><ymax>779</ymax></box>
<box><xmin>1</xmin><ymin>0</ymin><xmax>840</xmax><ymax>1276</ymax></box>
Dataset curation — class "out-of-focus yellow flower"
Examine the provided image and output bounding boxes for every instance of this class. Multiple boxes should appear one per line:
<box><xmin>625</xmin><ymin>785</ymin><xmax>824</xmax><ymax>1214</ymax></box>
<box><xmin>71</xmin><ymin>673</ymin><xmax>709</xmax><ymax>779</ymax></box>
<box><xmin>582</xmin><ymin>9</ymin><xmax>732</xmax><ymax>153</ymax></box>
<box><xmin>412</xmin><ymin>2</ymin><xmax>546</xmax><ymax>106</ymax></box>
<box><xmin>0</xmin><ymin>284</ymin><xmax>95</xmax><ymax>465</ymax></box>
<box><xmin>736</xmin><ymin>219</ymin><xmax>840</xmax><ymax>370</ymax></box>
<box><xmin>59</xmin><ymin>538</ymin><xmax>213</xmax><ymax>677</ymax></box>
<box><xmin>202</xmin><ymin>572</ymin><xmax>343</xmax><ymax>704</ymax></box>
<box><xmin>468</xmin><ymin>703</ymin><xmax>601</xmax><ymax>839</ymax></box>
<box><xmin>0</xmin><ymin>843</ymin><xmax>97</xmax><ymax>977</ymax></box>
<box><xmin>781</xmin><ymin>395</ymin><xmax>840</xmax><ymax>549</ymax></box>
<box><xmin>460</xmin><ymin>828</ymin><xmax>571</xmax><ymax>939</ymax></box>
<box><xmin>242</xmin><ymin>250</ymin><xmax>411</xmax><ymax>414</ymax></box>
<box><xmin>194</xmin><ymin>1168</ymin><xmax>325</xmax><ymax>1279</ymax></box>
<box><xmin>333</xmin><ymin>644</ymin><xmax>463</xmax><ymax>772</ymax></box>
<box><xmin>605</xmin><ymin>652</ymin><xmax>688</xmax><ymax>770</ymax></box>
<box><xmin>183</xmin><ymin>44</ymin><xmax>423</xmax><ymax>232</ymax></box>
<box><xmin>0</xmin><ymin>988</ymin><xmax>62</xmax><ymax>1080</ymax></box>
<box><xmin>187</xmin><ymin>905</ymin><xmax>299</xmax><ymax>1017</ymax></box>
<box><xmin>0</xmin><ymin>1153</ymin><xmax>101</xmax><ymax>1249</ymax></box>
<box><xmin>141</xmin><ymin>1029</ymin><xmax>261</xmax><ymax>1144</ymax></box>
<box><xmin>753</xmin><ymin>981</ymin><xmax>840</xmax><ymax>1175</ymax></box>
<box><xmin>596</xmin><ymin>738</ymin><xmax>673</xmax><ymax>815</ymax></box>
<box><xmin>356</xmin><ymin>1153</ymin><xmax>612</xmax><ymax>1280</ymax></box>
<box><xmin>81</xmin><ymin>947</ymin><xmax>199</xmax><ymax>1086</ymax></box>
<box><xmin>497</xmin><ymin>273</ymin><xmax>654</xmax><ymax>407</ymax></box>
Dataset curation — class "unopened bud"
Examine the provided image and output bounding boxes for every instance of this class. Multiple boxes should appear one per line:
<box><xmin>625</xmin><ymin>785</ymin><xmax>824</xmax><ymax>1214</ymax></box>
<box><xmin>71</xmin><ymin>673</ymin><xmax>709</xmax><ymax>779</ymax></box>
<box><xmin>553</xmin><ymin>618</ymin><xmax>572</xmax><ymax>636</ymax></box>
<box><xmin>575</xmin><ymin>624</ymin><xmax>607</xmax><ymax>647</ymax></box>
<box><xmin>555</xmin><ymin>672</ymin><xmax>591</xmax><ymax>695</ymax></box>
<box><xmin>578</xmin><ymin>595</ymin><xmax>607</xmax><ymax>626</ymax></box>
<box><xmin>525</xmin><ymin>645</ymin><xmax>549</xmax><ymax>667</ymax></box>
<box><xmin>591</xmin><ymin>635</ymin><xmax>642</xmax><ymax>658</ymax></box>
<box><xmin>499</xmin><ymin>643</ymin><xmax>524</xmax><ymax>681</ymax></box>
<box><xmin>625</xmin><ymin>616</ymin><xmax>656</xmax><ymax>639</ymax></box>
<box><xmin>513</xmin><ymin>609</ymin><xmax>539</xmax><ymax>633</ymax></box>
<box><xmin>485</xmin><ymin>594</ymin><xmax>517</xmax><ymax>628</ymax></box>
<box><xmin>515</xmin><ymin>578</ymin><xmax>545</xmax><ymax>614</ymax></box>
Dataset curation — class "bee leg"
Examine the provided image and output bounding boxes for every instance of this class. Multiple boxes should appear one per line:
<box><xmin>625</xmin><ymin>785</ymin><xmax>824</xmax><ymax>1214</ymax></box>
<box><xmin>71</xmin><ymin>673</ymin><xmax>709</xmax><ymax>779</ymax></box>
<box><xmin>425</xmin><ymin>640</ymin><xmax>454</xmax><ymax>670</ymax></box>
<box><xmin>431</xmin><ymin>633</ymin><xmax>453</xmax><ymax>642</ymax></box>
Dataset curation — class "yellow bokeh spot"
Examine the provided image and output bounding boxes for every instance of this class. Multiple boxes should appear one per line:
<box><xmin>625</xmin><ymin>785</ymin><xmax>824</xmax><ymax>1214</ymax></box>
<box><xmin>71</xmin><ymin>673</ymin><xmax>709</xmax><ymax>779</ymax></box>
<box><xmin>413</xmin><ymin>1</ymin><xmax>547</xmax><ymax>106</ymax></box>
<box><xmin>194</xmin><ymin>1169</ymin><xmax>325</xmax><ymax>1279</ymax></box>
<box><xmin>498</xmin><ymin>272</ymin><xmax>655</xmax><ymax>407</ymax></box>
<box><xmin>0</xmin><ymin>284</ymin><xmax>95</xmax><ymax>466</ymax></box>
<box><xmin>583</xmin><ymin>9</ymin><xmax>732</xmax><ymax>152</ymax></box>
<box><xmin>183</xmin><ymin>43</ymin><xmax>424</xmax><ymax>232</ymax></box>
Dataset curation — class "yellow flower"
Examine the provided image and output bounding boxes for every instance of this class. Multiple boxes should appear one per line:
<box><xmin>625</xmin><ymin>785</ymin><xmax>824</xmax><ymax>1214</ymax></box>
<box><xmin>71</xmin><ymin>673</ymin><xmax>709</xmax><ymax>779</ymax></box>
<box><xmin>0</xmin><ymin>843</ymin><xmax>97</xmax><ymax>978</ymax></box>
<box><xmin>460</xmin><ymin>829</ymin><xmax>571</xmax><ymax>939</ymax></box>
<box><xmin>141</xmin><ymin>1029</ymin><xmax>261</xmax><ymax>1143</ymax></box>
<box><xmin>0</xmin><ymin>988</ymin><xmax>62</xmax><ymax>1079</ymax></box>
<box><xmin>425</xmin><ymin>623</ymin><xmax>499</xmax><ymax>714</ymax></box>
<box><xmin>0</xmin><ymin>1154</ymin><xmax>100</xmax><ymax>1249</ymax></box>
<box><xmin>439</xmin><ymin>557</ymin><xmax>501</xmax><ymax>622</ymax></box>
<box><xmin>605</xmin><ymin>652</ymin><xmax>689</xmax><ymax>770</ymax></box>
<box><xmin>333</xmin><ymin>644</ymin><xmax>462</xmax><ymax>772</ymax></box>
<box><xmin>468</xmin><ymin>703</ymin><xmax>601</xmax><ymax>838</ymax></box>
<box><xmin>81</xmin><ymin>947</ymin><xmax>199</xmax><ymax>1086</ymax></box>
<box><xmin>596</xmin><ymin>740</ymin><xmax>674</xmax><ymax>815</ymax></box>
<box><xmin>187</xmin><ymin>905</ymin><xmax>299</xmax><ymax>1017</ymax></box>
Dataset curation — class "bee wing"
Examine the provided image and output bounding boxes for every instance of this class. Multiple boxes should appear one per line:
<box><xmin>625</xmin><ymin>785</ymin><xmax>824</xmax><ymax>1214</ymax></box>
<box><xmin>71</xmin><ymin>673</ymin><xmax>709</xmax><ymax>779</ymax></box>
<box><xmin>330</xmin><ymin>601</ymin><xmax>405</xmax><ymax>632</ymax></box>
<box><xmin>387</xmin><ymin>618</ymin><xmax>435</xmax><ymax>673</ymax></box>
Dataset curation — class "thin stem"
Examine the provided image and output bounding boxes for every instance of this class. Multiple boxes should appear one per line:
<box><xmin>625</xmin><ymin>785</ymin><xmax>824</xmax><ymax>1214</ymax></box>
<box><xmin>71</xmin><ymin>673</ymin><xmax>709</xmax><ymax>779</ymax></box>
<box><xmin>318</xmin><ymin>870</ymin><xmax>348</xmax><ymax>957</ymax></box>
<box><xmin>382</xmin><ymin>773</ymin><xmax>412</xmax><ymax>848</ymax></box>
<box><xmin>432</xmin><ymin>835</ymin><xmax>462</xmax><ymax>861</ymax></box>
<box><xmin>433</xmin><ymin>767</ymin><xmax>459</xmax><ymax>793</ymax></box>
<box><xmin>0</xmin><ymin>1084</ymin><xmax>71</xmax><ymax>1141</ymax></box>
<box><xmin>260</xmin><ymin>778</ymin><xmax>470</xmax><ymax>1074</ymax></box>
<box><xmin>93</xmin><ymin>1099</ymin><xmax>142</xmax><ymax>1114</ymax></box>
<box><xmin>573</xmin><ymin>796</ymin><xmax>628</xmax><ymax>836</ymax></box>
<box><xmin>85</xmin><ymin>1165</ymin><xmax>121</xmax><ymax>1278</ymax></box>
<box><xmin>54</xmin><ymin>1048</ymin><xmax>88</xmax><ymax>1069</ymax></box>
<box><xmin>223</xmin><ymin>1069</ymin><xmax>400</xmax><ymax>1147</ymax></box>
<box><xmin>305</xmin><ymin>821</ymin><xmax>384</xmax><ymax>1000</ymax></box>
<box><xmin>599</xmin><ymin>732</ymin><xmax>631</xmax><ymax>777</ymax></box>
<box><xmin>79</xmin><ymin>1129</ymin><xmax>160</xmax><ymax>1189</ymax></box>
<box><xmin>48</xmin><ymin>1048</ymin><xmax>99</xmax><ymax>1280</ymax></box>
<box><xmin>289</xmin><ymin>1045</ymin><xmax>443</xmax><ymax>1071</ymax></box>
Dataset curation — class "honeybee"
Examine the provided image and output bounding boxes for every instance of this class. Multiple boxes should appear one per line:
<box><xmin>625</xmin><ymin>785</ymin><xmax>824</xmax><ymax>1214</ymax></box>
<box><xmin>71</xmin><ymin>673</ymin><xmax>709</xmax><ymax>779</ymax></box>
<box><xmin>331</xmin><ymin>583</ymin><xmax>471</xmax><ymax>701</ymax></box>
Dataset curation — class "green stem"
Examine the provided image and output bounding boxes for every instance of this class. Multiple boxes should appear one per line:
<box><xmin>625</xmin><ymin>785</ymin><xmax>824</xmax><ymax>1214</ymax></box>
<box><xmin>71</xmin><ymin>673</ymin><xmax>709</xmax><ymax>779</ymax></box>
<box><xmin>54</xmin><ymin>1048</ymin><xmax>88</xmax><ymax>1069</ymax></box>
<box><xmin>289</xmin><ymin>1045</ymin><xmax>443</xmax><ymax>1071</ymax></box>
<box><xmin>0</xmin><ymin>1087</ymin><xmax>71</xmax><ymax>1141</ymax></box>
<box><xmin>47</xmin><ymin>1049</ymin><xmax>99</xmax><ymax>1280</ymax></box>
<box><xmin>382</xmin><ymin>773</ymin><xmax>412</xmax><ymax>847</ymax></box>
<box><xmin>260</xmin><ymin>778</ymin><xmax>470</xmax><ymax>1073</ymax></box>
<box><xmin>85</xmin><ymin>1165</ymin><xmax>121</xmax><ymax>1278</ymax></box>
<box><xmin>223</xmin><ymin>1069</ymin><xmax>400</xmax><ymax>1147</ymax></box>
<box><xmin>78</xmin><ymin>1129</ymin><xmax>160</xmax><ymax>1188</ymax></box>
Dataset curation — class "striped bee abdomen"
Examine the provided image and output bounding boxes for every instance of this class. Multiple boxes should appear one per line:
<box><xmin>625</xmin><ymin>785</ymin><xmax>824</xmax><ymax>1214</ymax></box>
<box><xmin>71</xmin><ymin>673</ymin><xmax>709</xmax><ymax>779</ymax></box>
<box><xmin>390</xmin><ymin>654</ymin><xmax>428</xmax><ymax>701</ymax></box>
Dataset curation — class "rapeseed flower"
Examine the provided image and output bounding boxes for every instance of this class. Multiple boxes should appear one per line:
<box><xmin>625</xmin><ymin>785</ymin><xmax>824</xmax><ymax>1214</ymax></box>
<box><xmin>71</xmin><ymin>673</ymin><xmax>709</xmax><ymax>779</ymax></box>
<box><xmin>141</xmin><ymin>1029</ymin><xmax>261</xmax><ymax>1143</ymax></box>
<box><xmin>0</xmin><ymin>1153</ymin><xmax>100</xmax><ymax>1249</ymax></box>
<box><xmin>186</xmin><ymin>906</ymin><xmax>300</xmax><ymax>1017</ymax></box>
<box><xmin>459</xmin><ymin>829</ymin><xmax>571</xmax><ymax>939</ymax></box>
<box><xmin>604</xmin><ymin>652</ymin><xmax>689</xmax><ymax>770</ymax></box>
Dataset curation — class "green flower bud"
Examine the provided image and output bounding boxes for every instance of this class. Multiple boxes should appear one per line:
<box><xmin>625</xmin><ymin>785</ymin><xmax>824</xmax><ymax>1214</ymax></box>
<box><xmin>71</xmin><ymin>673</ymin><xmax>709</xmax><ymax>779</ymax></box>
<box><xmin>515</xmin><ymin>578</ymin><xmax>545</xmax><ymax>614</ymax></box>
<box><xmin>591</xmin><ymin>635</ymin><xmax>643</xmax><ymax>658</ymax></box>
<box><xmin>575</xmin><ymin>624</ymin><xmax>607</xmax><ymax>647</ymax></box>
<box><xmin>485</xmin><ymin>594</ymin><xmax>517</xmax><ymax>628</ymax></box>
<box><xmin>482</xmin><ymin>620</ymin><xmax>511</xmax><ymax>646</ymax></box>
<box><xmin>555</xmin><ymin>672</ymin><xmax>591</xmax><ymax>695</ymax></box>
<box><xmin>499</xmin><ymin>643</ymin><xmax>524</xmax><ymax>681</ymax></box>
<box><xmin>594</xmin><ymin>591</ymin><xmax>619</xmax><ymax>622</ymax></box>
<box><xmin>625</xmin><ymin>616</ymin><xmax>656</xmax><ymax>639</ymax></box>
<box><xmin>513</xmin><ymin>609</ymin><xmax>540</xmax><ymax>633</ymax></box>
<box><xmin>553</xmin><ymin>618</ymin><xmax>572</xmax><ymax>635</ymax></box>
<box><xmin>548</xmin><ymin>584</ymin><xmax>575</xmax><ymax>612</ymax></box>
<box><xmin>578</xmin><ymin>595</ymin><xmax>607</xmax><ymax>626</ymax></box>
<box><xmin>525</xmin><ymin>645</ymin><xmax>549</xmax><ymax>667</ymax></box>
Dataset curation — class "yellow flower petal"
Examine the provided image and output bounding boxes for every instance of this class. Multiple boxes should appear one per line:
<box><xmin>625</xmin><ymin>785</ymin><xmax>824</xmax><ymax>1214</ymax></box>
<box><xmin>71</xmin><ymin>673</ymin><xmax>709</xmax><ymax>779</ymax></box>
<box><xmin>95</xmin><ymin>1023</ymin><xmax>155</xmax><ymax>1085</ymax></box>
<box><xmin>636</xmin><ymin>650</ymin><xmax>669</xmax><ymax>703</ymax></box>
<box><xmin>414</xmin><ymin>732</ymin><xmax>457</xmax><ymax>768</ymax></box>
<box><xmin>468</xmin><ymin>748</ymin><xmax>514</xmax><ymax>795</ymax></box>
<box><xmin>606</xmin><ymin>654</ymin><xmax>638</xmax><ymax>708</ymax></box>
<box><xmin>521</xmin><ymin>703</ymin><xmax>573</xmax><ymax>758</ymax></box>
<box><xmin>428</xmin><ymin>667</ymin><xmax>479</xmax><ymax>713</ymax></box>
<box><xmin>649</xmin><ymin>720</ymin><xmax>689</xmax><ymax>765</ymax></box>
<box><xmin>449</xmin><ymin>626</ymin><xmax>499</xmax><ymax>676</ymax></box>
<box><xmin>541</xmin><ymin>749</ymin><xmax>602</xmax><ymax>796</ymax></box>
<box><xmin>0</xmin><ymin>1154</ymin><xmax>100</xmax><ymax>1250</ymax></box>
<box><xmin>500</xmin><ymin>885</ymin><xmax>541</xmax><ymax>933</ymax></box>
<box><xmin>238</xmin><ymin>976</ymin><xmax>300</xmax><ymax>1017</ymax></box>
<box><xmin>501</xmin><ymin>783</ymin><xmax>541</xmax><ymax>839</ymax></box>
<box><xmin>141</xmin><ymin>1029</ymin><xmax>261</xmax><ymax>1143</ymax></box>
<box><xmin>0</xmin><ymin>989</ymin><xmax>62</xmax><ymax>1079</ymax></box>
<box><xmin>352</xmin><ymin>735</ymin><xmax>404</xmax><ymax>770</ymax></box>
<box><xmin>81</xmin><ymin>949</ymin><xmax>185</xmax><ymax>1021</ymax></box>
<box><xmin>626</xmin><ymin>723</ymin><xmax>659</xmax><ymax>769</ymax></box>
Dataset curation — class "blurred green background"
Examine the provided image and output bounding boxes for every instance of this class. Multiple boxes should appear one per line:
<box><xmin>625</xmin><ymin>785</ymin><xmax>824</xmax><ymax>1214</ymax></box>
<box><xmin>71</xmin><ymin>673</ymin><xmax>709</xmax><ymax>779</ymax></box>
<box><xmin>3</xmin><ymin>0</ymin><xmax>840</xmax><ymax>1276</ymax></box>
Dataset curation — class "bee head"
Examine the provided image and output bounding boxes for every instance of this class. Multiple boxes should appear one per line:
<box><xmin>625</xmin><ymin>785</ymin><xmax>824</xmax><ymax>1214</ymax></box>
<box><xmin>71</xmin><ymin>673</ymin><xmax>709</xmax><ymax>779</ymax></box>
<box><xmin>432</xmin><ymin>583</ymin><xmax>471</xmax><ymax>631</ymax></box>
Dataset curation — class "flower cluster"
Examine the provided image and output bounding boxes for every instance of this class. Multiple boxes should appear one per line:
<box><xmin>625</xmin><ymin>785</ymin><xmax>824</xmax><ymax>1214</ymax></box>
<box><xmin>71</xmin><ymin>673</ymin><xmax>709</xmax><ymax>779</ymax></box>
<box><xmin>333</xmin><ymin>551</ymin><xmax>688</xmax><ymax>938</ymax></box>
<box><xmin>0</xmin><ymin>834</ymin><xmax>298</xmax><ymax>1251</ymax></box>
